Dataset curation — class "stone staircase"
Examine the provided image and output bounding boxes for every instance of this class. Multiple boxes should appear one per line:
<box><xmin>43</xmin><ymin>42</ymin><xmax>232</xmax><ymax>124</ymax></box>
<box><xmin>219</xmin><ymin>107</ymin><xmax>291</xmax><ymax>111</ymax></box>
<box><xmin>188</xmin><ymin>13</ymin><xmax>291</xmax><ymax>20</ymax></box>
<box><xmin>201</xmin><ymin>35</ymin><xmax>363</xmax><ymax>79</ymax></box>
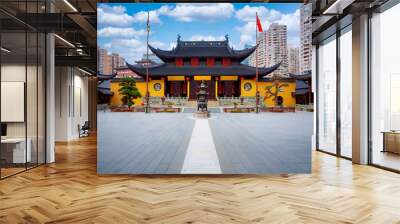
<box><xmin>207</xmin><ymin>100</ymin><xmax>219</xmax><ymax>107</ymax></box>
<box><xmin>186</xmin><ymin>100</ymin><xmax>197</xmax><ymax>108</ymax></box>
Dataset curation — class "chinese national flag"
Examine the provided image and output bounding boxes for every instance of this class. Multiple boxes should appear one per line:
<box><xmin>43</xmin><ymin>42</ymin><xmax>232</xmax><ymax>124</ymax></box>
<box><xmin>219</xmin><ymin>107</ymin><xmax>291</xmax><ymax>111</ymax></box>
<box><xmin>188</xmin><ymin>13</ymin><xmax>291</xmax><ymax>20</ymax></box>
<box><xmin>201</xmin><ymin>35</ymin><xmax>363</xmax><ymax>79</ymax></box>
<box><xmin>256</xmin><ymin>14</ymin><xmax>263</xmax><ymax>32</ymax></box>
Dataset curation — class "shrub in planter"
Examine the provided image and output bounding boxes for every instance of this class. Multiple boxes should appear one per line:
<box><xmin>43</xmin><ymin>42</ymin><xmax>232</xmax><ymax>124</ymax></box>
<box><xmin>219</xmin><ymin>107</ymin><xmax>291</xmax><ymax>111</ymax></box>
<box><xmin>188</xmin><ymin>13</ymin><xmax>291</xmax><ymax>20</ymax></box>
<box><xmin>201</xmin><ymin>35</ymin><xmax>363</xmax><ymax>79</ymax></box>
<box><xmin>154</xmin><ymin>107</ymin><xmax>180</xmax><ymax>113</ymax></box>
<box><xmin>165</xmin><ymin>101</ymin><xmax>174</xmax><ymax>108</ymax></box>
<box><xmin>118</xmin><ymin>77</ymin><xmax>141</xmax><ymax>108</ymax></box>
<box><xmin>224</xmin><ymin>107</ymin><xmax>254</xmax><ymax>113</ymax></box>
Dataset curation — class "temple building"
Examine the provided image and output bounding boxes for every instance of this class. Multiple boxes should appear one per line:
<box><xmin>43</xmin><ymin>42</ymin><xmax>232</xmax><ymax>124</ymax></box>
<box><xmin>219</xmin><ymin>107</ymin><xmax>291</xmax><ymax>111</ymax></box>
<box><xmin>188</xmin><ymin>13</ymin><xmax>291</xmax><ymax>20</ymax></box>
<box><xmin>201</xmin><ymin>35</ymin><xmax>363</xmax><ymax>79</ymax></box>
<box><xmin>109</xmin><ymin>36</ymin><xmax>298</xmax><ymax>107</ymax></box>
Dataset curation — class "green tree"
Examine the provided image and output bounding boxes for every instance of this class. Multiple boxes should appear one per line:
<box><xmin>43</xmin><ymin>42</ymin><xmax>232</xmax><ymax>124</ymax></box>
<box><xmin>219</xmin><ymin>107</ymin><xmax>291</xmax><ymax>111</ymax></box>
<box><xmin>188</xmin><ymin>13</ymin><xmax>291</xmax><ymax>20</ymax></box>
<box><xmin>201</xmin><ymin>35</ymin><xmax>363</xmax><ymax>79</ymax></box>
<box><xmin>118</xmin><ymin>77</ymin><xmax>142</xmax><ymax>108</ymax></box>
<box><xmin>264</xmin><ymin>76</ymin><xmax>288</xmax><ymax>107</ymax></box>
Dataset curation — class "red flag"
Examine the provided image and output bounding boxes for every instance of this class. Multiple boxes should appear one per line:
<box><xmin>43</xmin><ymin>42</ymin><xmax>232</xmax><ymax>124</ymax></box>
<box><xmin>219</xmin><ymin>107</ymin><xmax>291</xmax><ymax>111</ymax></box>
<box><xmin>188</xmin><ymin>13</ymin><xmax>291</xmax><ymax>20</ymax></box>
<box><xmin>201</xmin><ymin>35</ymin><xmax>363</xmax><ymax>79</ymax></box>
<box><xmin>256</xmin><ymin>14</ymin><xmax>263</xmax><ymax>32</ymax></box>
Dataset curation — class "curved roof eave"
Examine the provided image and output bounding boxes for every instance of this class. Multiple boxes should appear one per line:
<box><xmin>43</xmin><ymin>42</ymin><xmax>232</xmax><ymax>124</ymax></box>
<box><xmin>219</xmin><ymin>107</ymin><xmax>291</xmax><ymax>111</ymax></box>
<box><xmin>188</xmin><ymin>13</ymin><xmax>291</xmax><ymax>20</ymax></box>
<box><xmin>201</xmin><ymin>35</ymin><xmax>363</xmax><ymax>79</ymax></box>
<box><xmin>126</xmin><ymin>62</ymin><xmax>281</xmax><ymax>78</ymax></box>
<box><xmin>148</xmin><ymin>45</ymin><xmax>173</xmax><ymax>60</ymax></box>
<box><xmin>149</xmin><ymin>44</ymin><xmax>256</xmax><ymax>61</ymax></box>
<box><xmin>232</xmin><ymin>45</ymin><xmax>257</xmax><ymax>59</ymax></box>
<box><xmin>126</xmin><ymin>62</ymin><xmax>165</xmax><ymax>77</ymax></box>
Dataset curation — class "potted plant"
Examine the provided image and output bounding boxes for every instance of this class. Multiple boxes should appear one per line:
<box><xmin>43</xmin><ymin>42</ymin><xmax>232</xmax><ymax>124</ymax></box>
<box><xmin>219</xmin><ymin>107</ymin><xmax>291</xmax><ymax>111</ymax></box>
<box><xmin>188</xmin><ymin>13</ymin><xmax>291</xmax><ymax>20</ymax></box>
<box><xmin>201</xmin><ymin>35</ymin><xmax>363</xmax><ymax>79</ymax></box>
<box><xmin>166</xmin><ymin>101</ymin><xmax>174</xmax><ymax>108</ymax></box>
<box><xmin>233</xmin><ymin>102</ymin><xmax>238</xmax><ymax>109</ymax></box>
<box><xmin>161</xmin><ymin>96</ymin><xmax>166</xmax><ymax>105</ymax></box>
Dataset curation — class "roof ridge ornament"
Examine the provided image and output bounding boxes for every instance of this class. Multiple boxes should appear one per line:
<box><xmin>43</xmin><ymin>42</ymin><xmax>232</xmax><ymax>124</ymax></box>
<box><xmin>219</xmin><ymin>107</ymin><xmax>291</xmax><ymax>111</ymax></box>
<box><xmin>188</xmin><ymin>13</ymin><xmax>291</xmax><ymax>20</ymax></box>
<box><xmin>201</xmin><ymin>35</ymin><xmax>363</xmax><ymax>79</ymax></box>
<box><xmin>177</xmin><ymin>34</ymin><xmax>181</xmax><ymax>42</ymax></box>
<box><xmin>225</xmin><ymin>34</ymin><xmax>229</xmax><ymax>42</ymax></box>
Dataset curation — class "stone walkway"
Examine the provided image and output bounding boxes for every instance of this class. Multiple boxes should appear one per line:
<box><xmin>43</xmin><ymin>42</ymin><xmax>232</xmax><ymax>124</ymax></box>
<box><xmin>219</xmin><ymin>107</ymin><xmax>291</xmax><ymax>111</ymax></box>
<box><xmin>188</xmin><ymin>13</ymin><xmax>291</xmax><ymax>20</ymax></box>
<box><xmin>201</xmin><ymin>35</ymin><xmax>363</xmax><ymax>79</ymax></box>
<box><xmin>181</xmin><ymin>118</ymin><xmax>221</xmax><ymax>174</ymax></box>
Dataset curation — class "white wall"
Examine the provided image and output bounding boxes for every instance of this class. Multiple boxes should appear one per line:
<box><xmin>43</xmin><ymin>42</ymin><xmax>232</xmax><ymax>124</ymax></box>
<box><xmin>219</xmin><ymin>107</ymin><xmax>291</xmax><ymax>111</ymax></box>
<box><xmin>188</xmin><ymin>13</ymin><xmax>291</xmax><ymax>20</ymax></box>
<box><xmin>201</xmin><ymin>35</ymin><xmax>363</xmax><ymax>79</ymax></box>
<box><xmin>1</xmin><ymin>64</ymin><xmax>42</xmax><ymax>138</ymax></box>
<box><xmin>1</xmin><ymin>63</ymin><xmax>46</xmax><ymax>164</ymax></box>
<box><xmin>312</xmin><ymin>45</ymin><xmax>317</xmax><ymax>150</ymax></box>
<box><xmin>55</xmin><ymin>67</ymin><xmax>89</xmax><ymax>141</ymax></box>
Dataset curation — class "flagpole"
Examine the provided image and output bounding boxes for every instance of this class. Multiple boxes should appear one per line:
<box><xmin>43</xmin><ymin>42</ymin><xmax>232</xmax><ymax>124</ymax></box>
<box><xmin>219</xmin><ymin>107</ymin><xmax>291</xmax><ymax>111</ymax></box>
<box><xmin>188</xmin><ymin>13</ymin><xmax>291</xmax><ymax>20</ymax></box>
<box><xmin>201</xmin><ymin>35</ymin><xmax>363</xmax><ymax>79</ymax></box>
<box><xmin>255</xmin><ymin>12</ymin><xmax>260</xmax><ymax>114</ymax></box>
<box><xmin>145</xmin><ymin>11</ymin><xmax>150</xmax><ymax>113</ymax></box>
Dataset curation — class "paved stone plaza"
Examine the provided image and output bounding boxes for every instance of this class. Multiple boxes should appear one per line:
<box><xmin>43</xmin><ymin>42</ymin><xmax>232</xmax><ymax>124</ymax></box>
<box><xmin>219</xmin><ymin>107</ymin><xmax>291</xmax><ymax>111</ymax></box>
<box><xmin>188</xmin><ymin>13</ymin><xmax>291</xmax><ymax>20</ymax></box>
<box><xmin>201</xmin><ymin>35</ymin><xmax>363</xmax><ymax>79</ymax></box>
<box><xmin>98</xmin><ymin>111</ymin><xmax>313</xmax><ymax>174</ymax></box>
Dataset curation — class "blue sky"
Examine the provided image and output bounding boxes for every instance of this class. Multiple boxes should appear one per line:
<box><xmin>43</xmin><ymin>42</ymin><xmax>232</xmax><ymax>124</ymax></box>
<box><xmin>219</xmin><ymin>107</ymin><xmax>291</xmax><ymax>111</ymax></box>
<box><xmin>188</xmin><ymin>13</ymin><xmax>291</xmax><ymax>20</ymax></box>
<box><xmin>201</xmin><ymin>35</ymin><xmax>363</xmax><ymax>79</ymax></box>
<box><xmin>98</xmin><ymin>3</ymin><xmax>301</xmax><ymax>64</ymax></box>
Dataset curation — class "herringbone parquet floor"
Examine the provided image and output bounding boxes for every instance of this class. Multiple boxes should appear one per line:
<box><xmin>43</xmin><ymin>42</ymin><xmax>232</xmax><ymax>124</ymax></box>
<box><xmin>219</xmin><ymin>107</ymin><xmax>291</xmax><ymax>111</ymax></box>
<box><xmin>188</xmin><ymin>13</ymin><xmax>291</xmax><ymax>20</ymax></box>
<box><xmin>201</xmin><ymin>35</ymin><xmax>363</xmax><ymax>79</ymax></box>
<box><xmin>1</xmin><ymin>135</ymin><xmax>400</xmax><ymax>223</ymax></box>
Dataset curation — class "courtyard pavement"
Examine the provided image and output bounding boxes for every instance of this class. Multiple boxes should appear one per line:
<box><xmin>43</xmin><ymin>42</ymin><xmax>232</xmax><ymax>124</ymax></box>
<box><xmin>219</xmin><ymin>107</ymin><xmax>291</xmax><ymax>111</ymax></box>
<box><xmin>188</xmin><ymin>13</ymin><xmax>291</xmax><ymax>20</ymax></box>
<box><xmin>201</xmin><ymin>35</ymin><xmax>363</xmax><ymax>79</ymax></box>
<box><xmin>98</xmin><ymin>111</ymin><xmax>313</xmax><ymax>174</ymax></box>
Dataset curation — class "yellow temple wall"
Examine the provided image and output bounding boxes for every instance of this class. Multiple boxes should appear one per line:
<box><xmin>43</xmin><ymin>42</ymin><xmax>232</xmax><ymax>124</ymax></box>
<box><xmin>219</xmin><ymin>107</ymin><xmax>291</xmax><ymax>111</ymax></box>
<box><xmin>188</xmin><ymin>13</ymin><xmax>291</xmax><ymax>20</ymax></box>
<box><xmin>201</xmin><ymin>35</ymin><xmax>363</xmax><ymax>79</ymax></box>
<box><xmin>240</xmin><ymin>80</ymin><xmax>257</xmax><ymax>97</ymax></box>
<box><xmin>110</xmin><ymin>80</ymin><xmax>164</xmax><ymax>106</ymax></box>
<box><xmin>258</xmin><ymin>81</ymin><xmax>296</xmax><ymax>107</ymax></box>
<box><xmin>240</xmin><ymin>80</ymin><xmax>296</xmax><ymax>107</ymax></box>
<box><xmin>110</xmin><ymin>78</ymin><xmax>296</xmax><ymax>108</ymax></box>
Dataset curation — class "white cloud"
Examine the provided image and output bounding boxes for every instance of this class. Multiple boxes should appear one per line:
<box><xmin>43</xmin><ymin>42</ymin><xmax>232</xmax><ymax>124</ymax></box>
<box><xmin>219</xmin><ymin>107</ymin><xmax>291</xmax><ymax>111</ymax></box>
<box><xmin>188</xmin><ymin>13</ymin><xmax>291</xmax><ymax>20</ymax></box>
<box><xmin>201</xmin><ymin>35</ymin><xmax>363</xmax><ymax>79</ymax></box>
<box><xmin>101</xmin><ymin>38</ymin><xmax>145</xmax><ymax>63</ymax></box>
<box><xmin>168</xmin><ymin>42</ymin><xmax>177</xmax><ymax>50</ymax></box>
<box><xmin>97</xmin><ymin>4</ymin><xmax>162</xmax><ymax>26</ymax></box>
<box><xmin>234</xmin><ymin>6</ymin><xmax>300</xmax><ymax>48</ymax></box>
<box><xmin>157</xmin><ymin>5</ymin><xmax>172</xmax><ymax>15</ymax></box>
<box><xmin>98</xmin><ymin>27</ymin><xmax>147</xmax><ymax>38</ymax></box>
<box><xmin>101</xmin><ymin>38</ymin><xmax>172</xmax><ymax>63</ymax></box>
<box><xmin>234</xmin><ymin>22</ymin><xmax>256</xmax><ymax>48</ymax></box>
<box><xmin>239</xmin><ymin>34</ymin><xmax>253</xmax><ymax>45</ymax></box>
<box><xmin>190</xmin><ymin>35</ymin><xmax>225</xmax><ymax>41</ymax></box>
<box><xmin>132</xmin><ymin>10</ymin><xmax>162</xmax><ymax>24</ymax></box>
<box><xmin>149</xmin><ymin>40</ymin><xmax>166</xmax><ymax>48</ymax></box>
<box><xmin>98</xmin><ymin>4</ymin><xmax>301</xmax><ymax>62</ymax></box>
<box><xmin>97</xmin><ymin>8</ymin><xmax>132</xmax><ymax>26</ymax></box>
<box><xmin>108</xmin><ymin>5</ymin><xmax>126</xmax><ymax>14</ymax></box>
<box><xmin>160</xmin><ymin>3</ymin><xmax>234</xmax><ymax>22</ymax></box>
<box><xmin>276</xmin><ymin>9</ymin><xmax>300</xmax><ymax>40</ymax></box>
<box><xmin>97</xmin><ymin>6</ymin><xmax>134</xmax><ymax>26</ymax></box>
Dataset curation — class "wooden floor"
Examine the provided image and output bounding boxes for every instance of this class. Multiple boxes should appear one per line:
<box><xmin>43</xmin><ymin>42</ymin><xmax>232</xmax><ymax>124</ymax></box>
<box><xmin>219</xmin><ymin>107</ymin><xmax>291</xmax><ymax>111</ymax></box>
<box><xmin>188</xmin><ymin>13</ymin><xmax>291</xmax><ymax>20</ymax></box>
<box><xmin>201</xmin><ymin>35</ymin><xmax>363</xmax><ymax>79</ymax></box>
<box><xmin>1</xmin><ymin>135</ymin><xmax>400</xmax><ymax>223</ymax></box>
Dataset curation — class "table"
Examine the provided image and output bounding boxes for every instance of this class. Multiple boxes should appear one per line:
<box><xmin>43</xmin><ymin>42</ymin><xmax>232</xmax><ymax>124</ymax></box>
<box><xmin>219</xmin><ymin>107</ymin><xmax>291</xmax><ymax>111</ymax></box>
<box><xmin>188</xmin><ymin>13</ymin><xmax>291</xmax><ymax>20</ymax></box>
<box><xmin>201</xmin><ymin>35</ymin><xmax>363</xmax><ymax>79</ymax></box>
<box><xmin>1</xmin><ymin>138</ymin><xmax>31</xmax><ymax>163</ymax></box>
<box><xmin>381</xmin><ymin>131</ymin><xmax>400</xmax><ymax>154</ymax></box>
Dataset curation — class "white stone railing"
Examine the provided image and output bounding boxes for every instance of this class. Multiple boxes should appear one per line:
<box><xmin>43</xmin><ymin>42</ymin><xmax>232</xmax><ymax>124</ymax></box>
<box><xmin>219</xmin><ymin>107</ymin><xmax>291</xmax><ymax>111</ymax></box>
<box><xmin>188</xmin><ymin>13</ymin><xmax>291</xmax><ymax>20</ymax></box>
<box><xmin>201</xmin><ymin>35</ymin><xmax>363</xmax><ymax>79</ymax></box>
<box><xmin>295</xmin><ymin>104</ymin><xmax>314</xmax><ymax>111</ymax></box>
<box><xmin>218</xmin><ymin>97</ymin><xmax>256</xmax><ymax>106</ymax></box>
<box><xmin>147</xmin><ymin>96</ymin><xmax>188</xmax><ymax>106</ymax></box>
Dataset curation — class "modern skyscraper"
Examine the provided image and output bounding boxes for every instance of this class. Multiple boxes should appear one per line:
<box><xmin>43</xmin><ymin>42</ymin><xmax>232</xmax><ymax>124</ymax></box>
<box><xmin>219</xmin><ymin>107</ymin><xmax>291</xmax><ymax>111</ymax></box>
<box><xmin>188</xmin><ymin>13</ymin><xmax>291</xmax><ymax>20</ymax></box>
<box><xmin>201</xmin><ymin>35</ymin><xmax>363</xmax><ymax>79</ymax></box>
<box><xmin>265</xmin><ymin>23</ymin><xmax>288</xmax><ymax>77</ymax></box>
<box><xmin>249</xmin><ymin>32</ymin><xmax>268</xmax><ymax>68</ymax></box>
<box><xmin>300</xmin><ymin>3</ymin><xmax>312</xmax><ymax>74</ymax></box>
<box><xmin>111</xmin><ymin>53</ymin><xmax>126</xmax><ymax>72</ymax></box>
<box><xmin>288</xmin><ymin>47</ymin><xmax>300</xmax><ymax>74</ymax></box>
<box><xmin>98</xmin><ymin>48</ymin><xmax>112</xmax><ymax>75</ymax></box>
<box><xmin>249</xmin><ymin>23</ymin><xmax>288</xmax><ymax>77</ymax></box>
<box><xmin>97</xmin><ymin>48</ymin><xmax>105</xmax><ymax>74</ymax></box>
<box><xmin>98</xmin><ymin>48</ymin><xmax>126</xmax><ymax>75</ymax></box>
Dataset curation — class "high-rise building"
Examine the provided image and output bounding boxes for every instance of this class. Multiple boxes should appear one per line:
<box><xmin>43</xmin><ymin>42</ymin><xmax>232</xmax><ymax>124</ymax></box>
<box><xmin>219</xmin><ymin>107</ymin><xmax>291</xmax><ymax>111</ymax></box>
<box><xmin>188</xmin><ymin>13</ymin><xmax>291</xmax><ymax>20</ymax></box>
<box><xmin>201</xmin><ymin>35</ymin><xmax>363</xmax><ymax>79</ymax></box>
<box><xmin>249</xmin><ymin>32</ymin><xmax>268</xmax><ymax>68</ymax></box>
<box><xmin>249</xmin><ymin>23</ymin><xmax>288</xmax><ymax>77</ymax></box>
<box><xmin>288</xmin><ymin>47</ymin><xmax>300</xmax><ymax>74</ymax></box>
<box><xmin>111</xmin><ymin>53</ymin><xmax>126</xmax><ymax>72</ymax></box>
<box><xmin>98</xmin><ymin>48</ymin><xmax>126</xmax><ymax>75</ymax></box>
<box><xmin>97</xmin><ymin>48</ymin><xmax>106</xmax><ymax>74</ymax></box>
<box><xmin>300</xmin><ymin>3</ymin><xmax>312</xmax><ymax>74</ymax></box>
<box><xmin>97</xmin><ymin>48</ymin><xmax>112</xmax><ymax>75</ymax></box>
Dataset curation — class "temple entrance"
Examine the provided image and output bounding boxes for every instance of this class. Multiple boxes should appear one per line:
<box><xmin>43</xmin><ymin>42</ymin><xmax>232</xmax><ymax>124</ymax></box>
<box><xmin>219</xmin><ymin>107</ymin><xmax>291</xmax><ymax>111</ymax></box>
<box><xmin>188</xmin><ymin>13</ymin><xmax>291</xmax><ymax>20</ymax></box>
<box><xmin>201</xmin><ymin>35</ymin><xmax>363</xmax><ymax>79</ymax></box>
<box><xmin>166</xmin><ymin>81</ymin><xmax>187</xmax><ymax>97</ymax></box>
<box><xmin>189</xmin><ymin>80</ymin><xmax>215</xmax><ymax>100</ymax></box>
<box><xmin>218</xmin><ymin>81</ymin><xmax>240</xmax><ymax>97</ymax></box>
